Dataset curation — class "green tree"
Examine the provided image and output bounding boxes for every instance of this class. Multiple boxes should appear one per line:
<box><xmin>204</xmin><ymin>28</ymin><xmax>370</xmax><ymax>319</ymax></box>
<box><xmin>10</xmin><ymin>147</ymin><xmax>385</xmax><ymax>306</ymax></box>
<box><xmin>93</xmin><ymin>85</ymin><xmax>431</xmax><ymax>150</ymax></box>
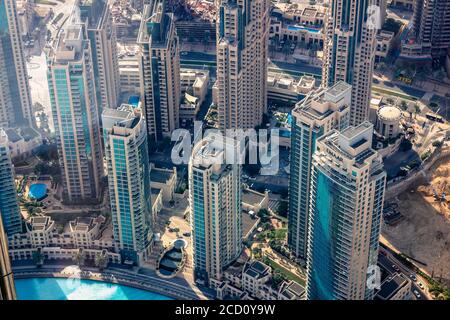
<box><xmin>32</xmin><ymin>248</ymin><xmax>44</xmax><ymax>267</ymax></box>
<box><xmin>399</xmin><ymin>100</ymin><xmax>408</xmax><ymax>111</ymax></box>
<box><xmin>94</xmin><ymin>252</ymin><xmax>108</xmax><ymax>271</ymax></box>
<box><xmin>72</xmin><ymin>249</ymin><xmax>86</xmax><ymax>267</ymax></box>
<box><xmin>276</xmin><ymin>201</ymin><xmax>288</xmax><ymax>217</ymax></box>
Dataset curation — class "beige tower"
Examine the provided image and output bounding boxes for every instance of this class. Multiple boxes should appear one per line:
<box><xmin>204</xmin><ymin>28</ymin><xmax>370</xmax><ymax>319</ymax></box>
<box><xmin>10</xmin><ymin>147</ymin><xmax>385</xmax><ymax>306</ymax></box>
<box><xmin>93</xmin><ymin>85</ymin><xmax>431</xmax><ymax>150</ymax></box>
<box><xmin>322</xmin><ymin>0</ymin><xmax>377</xmax><ymax>126</ymax></box>
<box><xmin>80</xmin><ymin>0</ymin><xmax>121</xmax><ymax>111</ymax></box>
<box><xmin>216</xmin><ymin>0</ymin><xmax>270</xmax><ymax>130</ymax></box>
<box><xmin>137</xmin><ymin>0</ymin><xmax>180</xmax><ymax>143</ymax></box>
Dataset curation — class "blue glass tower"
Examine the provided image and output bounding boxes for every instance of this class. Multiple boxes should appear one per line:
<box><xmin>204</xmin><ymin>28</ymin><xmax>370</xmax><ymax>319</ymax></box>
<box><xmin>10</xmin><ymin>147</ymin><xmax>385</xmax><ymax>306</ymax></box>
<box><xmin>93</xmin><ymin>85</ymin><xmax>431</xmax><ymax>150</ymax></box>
<box><xmin>102</xmin><ymin>104</ymin><xmax>153</xmax><ymax>265</ymax></box>
<box><xmin>288</xmin><ymin>82</ymin><xmax>351</xmax><ymax>262</ymax></box>
<box><xmin>0</xmin><ymin>129</ymin><xmax>21</xmax><ymax>236</ymax></box>
<box><xmin>47</xmin><ymin>21</ymin><xmax>104</xmax><ymax>204</ymax></box>
<box><xmin>306</xmin><ymin>122</ymin><xmax>386</xmax><ymax>300</ymax></box>
<box><xmin>0</xmin><ymin>0</ymin><xmax>33</xmax><ymax>128</ymax></box>
<box><xmin>189</xmin><ymin>138</ymin><xmax>242</xmax><ymax>283</ymax></box>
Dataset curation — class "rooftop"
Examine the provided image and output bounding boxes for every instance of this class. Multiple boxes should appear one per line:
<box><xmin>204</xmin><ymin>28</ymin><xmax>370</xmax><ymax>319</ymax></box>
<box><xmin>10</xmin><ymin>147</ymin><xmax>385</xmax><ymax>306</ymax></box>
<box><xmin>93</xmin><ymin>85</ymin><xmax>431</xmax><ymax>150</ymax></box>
<box><xmin>242</xmin><ymin>188</ymin><xmax>266</xmax><ymax>206</ymax></box>
<box><xmin>151</xmin><ymin>169</ymin><xmax>173</xmax><ymax>184</ymax></box>
<box><xmin>376</xmin><ymin>273</ymin><xmax>410</xmax><ymax>300</ymax></box>
<box><xmin>243</xmin><ymin>260</ymin><xmax>271</xmax><ymax>279</ymax></box>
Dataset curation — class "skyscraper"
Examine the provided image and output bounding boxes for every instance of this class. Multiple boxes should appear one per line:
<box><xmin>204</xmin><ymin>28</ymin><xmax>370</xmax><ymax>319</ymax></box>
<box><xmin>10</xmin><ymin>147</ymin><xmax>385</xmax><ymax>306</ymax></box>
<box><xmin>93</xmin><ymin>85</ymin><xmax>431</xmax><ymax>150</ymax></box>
<box><xmin>137</xmin><ymin>0</ymin><xmax>180</xmax><ymax>143</ymax></box>
<box><xmin>0</xmin><ymin>213</ymin><xmax>16</xmax><ymax>300</ymax></box>
<box><xmin>189</xmin><ymin>137</ymin><xmax>242</xmax><ymax>283</ymax></box>
<box><xmin>79</xmin><ymin>0</ymin><xmax>121</xmax><ymax>111</ymax></box>
<box><xmin>0</xmin><ymin>129</ymin><xmax>22</xmax><ymax>236</ymax></box>
<box><xmin>288</xmin><ymin>82</ymin><xmax>351</xmax><ymax>262</ymax></box>
<box><xmin>322</xmin><ymin>0</ymin><xmax>377</xmax><ymax>126</ymax></box>
<box><xmin>102</xmin><ymin>104</ymin><xmax>153</xmax><ymax>265</ymax></box>
<box><xmin>47</xmin><ymin>22</ymin><xmax>104</xmax><ymax>204</ymax></box>
<box><xmin>0</xmin><ymin>0</ymin><xmax>33</xmax><ymax>128</ymax></box>
<box><xmin>412</xmin><ymin>0</ymin><xmax>450</xmax><ymax>59</ymax></box>
<box><xmin>216</xmin><ymin>0</ymin><xmax>270</xmax><ymax>130</ymax></box>
<box><xmin>306</xmin><ymin>122</ymin><xmax>386</xmax><ymax>300</ymax></box>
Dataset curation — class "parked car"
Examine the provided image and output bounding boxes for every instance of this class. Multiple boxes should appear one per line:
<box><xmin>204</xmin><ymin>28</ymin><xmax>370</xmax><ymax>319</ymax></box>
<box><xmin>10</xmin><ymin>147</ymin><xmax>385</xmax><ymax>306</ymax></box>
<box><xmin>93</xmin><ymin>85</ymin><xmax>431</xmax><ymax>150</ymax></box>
<box><xmin>413</xmin><ymin>289</ymin><xmax>421</xmax><ymax>299</ymax></box>
<box><xmin>409</xmin><ymin>274</ymin><xmax>417</xmax><ymax>282</ymax></box>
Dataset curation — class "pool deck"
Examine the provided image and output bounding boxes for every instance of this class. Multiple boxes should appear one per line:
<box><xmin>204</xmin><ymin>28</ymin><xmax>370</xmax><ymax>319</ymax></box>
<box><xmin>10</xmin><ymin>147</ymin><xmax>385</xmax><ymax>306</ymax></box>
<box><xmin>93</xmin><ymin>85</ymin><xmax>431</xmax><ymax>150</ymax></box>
<box><xmin>13</xmin><ymin>265</ymin><xmax>214</xmax><ymax>300</ymax></box>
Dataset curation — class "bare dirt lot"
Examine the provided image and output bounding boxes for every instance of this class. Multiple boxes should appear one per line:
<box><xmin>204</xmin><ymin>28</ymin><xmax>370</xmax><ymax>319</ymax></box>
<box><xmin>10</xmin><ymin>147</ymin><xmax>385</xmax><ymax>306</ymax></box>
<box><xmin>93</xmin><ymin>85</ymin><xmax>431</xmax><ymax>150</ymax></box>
<box><xmin>383</xmin><ymin>156</ymin><xmax>450</xmax><ymax>285</ymax></box>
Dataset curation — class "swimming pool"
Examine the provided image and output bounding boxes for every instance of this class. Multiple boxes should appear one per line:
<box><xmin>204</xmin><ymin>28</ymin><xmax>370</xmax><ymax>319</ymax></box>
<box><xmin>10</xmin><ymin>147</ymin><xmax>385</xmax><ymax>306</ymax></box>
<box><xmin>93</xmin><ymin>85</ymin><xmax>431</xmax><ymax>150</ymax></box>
<box><xmin>15</xmin><ymin>277</ymin><xmax>172</xmax><ymax>300</ymax></box>
<box><xmin>28</xmin><ymin>183</ymin><xmax>47</xmax><ymax>201</ymax></box>
<box><xmin>287</xmin><ymin>25</ymin><xmax>321</xmax><ymax>33</ymax></box>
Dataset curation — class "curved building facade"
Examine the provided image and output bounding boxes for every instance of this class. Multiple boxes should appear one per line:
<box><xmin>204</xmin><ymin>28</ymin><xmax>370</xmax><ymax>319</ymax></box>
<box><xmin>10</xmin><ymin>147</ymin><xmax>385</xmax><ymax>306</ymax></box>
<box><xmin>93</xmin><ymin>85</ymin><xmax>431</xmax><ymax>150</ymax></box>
<box><xmin>306</xmin><ymin>122</ymin><xmax>386</xmax><ymax>300</ymax></box>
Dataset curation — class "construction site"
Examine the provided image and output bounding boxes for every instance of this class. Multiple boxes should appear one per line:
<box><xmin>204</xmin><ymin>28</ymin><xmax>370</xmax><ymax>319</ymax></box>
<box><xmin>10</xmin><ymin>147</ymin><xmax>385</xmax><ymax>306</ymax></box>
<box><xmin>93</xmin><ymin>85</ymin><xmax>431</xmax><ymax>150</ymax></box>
<box><xmin>383</xmin><ymin>154</ymin><xmax>450</xmax><ymax>285</ymax></box>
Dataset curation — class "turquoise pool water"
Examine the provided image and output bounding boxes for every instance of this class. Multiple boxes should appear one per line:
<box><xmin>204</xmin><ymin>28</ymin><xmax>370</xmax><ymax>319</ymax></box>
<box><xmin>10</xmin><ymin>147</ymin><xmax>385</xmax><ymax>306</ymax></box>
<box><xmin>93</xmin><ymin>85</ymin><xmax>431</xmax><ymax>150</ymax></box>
<box><xmin>28</xmin><ymin>183</ymin><xmax>47</xmax><ymax>201</ymax></box>
<box><xmin>15</xmin><ymin>278</ymin><xmax>172</xmax><ymax>300</ymax></box>
<box><xmin>287</xmin><ymin>25</ymin><xmax>321</xmax><ymax>33</ymax></box>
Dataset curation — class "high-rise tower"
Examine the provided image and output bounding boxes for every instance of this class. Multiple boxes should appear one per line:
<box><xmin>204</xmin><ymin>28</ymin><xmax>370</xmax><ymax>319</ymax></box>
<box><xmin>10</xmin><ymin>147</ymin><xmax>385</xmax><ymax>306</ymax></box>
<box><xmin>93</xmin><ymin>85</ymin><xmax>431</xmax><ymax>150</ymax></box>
<box><xmin>216</xmin><ymin>0</ymin><xmax>270</xmax><ymax>130</ymax></box>
<box><xmin>306</xmin><ymin>122</ymin><xmax>386</xmax><ymax>300</ymax></box>
<box><xmin>322</xmin><ymin>0</ymin><xmax>377</xmax><ymax>126</ymax></box>
<box><xmin>288</xmin><ymin>82</ymin><xmax>351</xmax><ymax>262</ymax></box>
<box><xmin>102</xmin><ymin>104</ymin><xmax>153</xmax><ymax>265</ymax></box>
<box><xmin>79</xmin><ymin>0</ymin><xmax>121</xmax><ymax>111</ymax></box>
<box><xmin>189</xmin><ymin>137</ymin><xmax>242</xmax><ymax>283</ymax></box>
<box><xmin>0</xmin><ymin>0</ymin><xmax>33</xmax><ymax>128</ymax></box>
<box><xmin>47</xmin><ymin>22</ymin><xmax>104</xmax><ymax>204</ymax></box>
<box><xmin>0</xmin><ymin>129</ymin><xmax>22</xmax><ymax>236</ymax></box>
<box><xmin>0</xmin><ymin>213</ymin><xmax>16</xmax><ymax>300</ymax></box>
<box><xmin>137</xmin><ymin>0</ymin><xmax>180</xmax><ymax>143</ymax></box>
<box><xmin>412</xmin><ymin>0</ymin><xmax>450</xmax><ymax>59</ymax></box>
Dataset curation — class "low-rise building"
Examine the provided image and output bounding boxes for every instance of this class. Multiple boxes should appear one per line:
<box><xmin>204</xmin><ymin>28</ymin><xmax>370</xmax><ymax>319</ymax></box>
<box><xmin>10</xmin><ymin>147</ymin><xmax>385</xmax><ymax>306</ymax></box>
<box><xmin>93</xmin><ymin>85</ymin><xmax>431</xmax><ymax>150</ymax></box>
<box><xmin>10</xmin><ymin>215</ymin><xmax>113</xmax><ymax>251</ymax></box>
<box><xmin>375</xmin><ymin>273</ymin><xmax>412</xmax><ymax>300</ymax></box>
<box><xmin>376</xmin><ymin>105</ymin><xmax>403</xmax><ymax>139</ymax></box>
<box><xmin>151</xmin><ymin>187</ymin><xmax>163</xmax><ymax>222</ymax></box>
<box><xmin>270</xmin><ymin>3</ymin><xmax>326</xmax><ymax>49</ymax></box>
<box><xmin>211</xmin><ymin>259</ymin><xmax>305</xmax><ymax>300</ymax></box>
<box><xmin>69</xmin><ymin>217</ymin><xmax>104</xmax><ymax>249</ymax></box>
<box><xmin>242</xmin><ymin>188</ymin><xmax>269</xmax><ymax>214</ymax></box>
<box><xmin>150</xmin><ymin>164</ymin><xmax>177</xmax><ymax>203</ymax></box>
<box><xmin>179</xmin><ymin>68</ymin><xmax>209</xmax><ymax>124</ymax></box>
<box><xmin>119</xmin><ymin>56</ymin><xmax>141</xmax><ymax>95</ymax></box>
<box><xmin>267</xmin><ymin>72</ymin><xmax>315</xmax><ymax>103</ymax></box>
<box><xmin>6</xmin><ymin>127</ymin><xmax>41</xmax><ymax>160</ymax></box>
<box><xmin>375</xmin><ymin>30</ymin><xmax>395</xmax><ymax>63</ymax></box>
<box><xmin>390</xmin><ymin>0</ymin><xmax>415</xmax><ymax>10</ymax></box>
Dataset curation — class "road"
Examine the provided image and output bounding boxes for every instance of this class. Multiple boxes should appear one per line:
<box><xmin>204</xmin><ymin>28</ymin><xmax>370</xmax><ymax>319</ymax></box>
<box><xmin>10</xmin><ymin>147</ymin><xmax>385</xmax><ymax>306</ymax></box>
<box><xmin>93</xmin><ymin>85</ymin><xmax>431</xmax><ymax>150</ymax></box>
<box><xmin>378</xmin><ymin>246</ymin><xmax>432</xmax><ymax>300</ymax></box>
<box><xmin>180</xmin><ymin>50</ymin><xmax>441</xmax><ymax>103</ymax></box>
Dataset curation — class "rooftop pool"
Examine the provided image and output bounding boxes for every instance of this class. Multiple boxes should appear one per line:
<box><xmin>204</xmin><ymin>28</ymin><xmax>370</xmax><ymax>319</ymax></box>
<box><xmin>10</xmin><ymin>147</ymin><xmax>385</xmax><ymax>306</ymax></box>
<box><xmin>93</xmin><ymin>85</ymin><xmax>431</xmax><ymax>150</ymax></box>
<box><xmin>287</xmin><ymin>25</ymin><xmax>321</xmax><ymax>33</ymax></box>
<box><xmin>15</xmin><ymin>277</ymin><xmax>173</xmax><ymax>300</ymax></box>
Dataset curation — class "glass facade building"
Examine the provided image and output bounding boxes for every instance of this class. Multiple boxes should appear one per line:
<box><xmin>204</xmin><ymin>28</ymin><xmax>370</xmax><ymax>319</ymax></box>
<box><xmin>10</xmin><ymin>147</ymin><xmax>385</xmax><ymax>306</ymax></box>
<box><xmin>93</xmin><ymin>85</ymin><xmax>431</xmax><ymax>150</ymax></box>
<box><xmin>288</xmin><ymin>82</ymin><xmax>351</xmax><ymax>262</ymax></box>
<box><xmin>0</xmin><ymin>0</ymin><xmax>33</xmax><ymax>128</ymax></box>
<box><xmin>47</xmin><ymin>21</ymin><xmax>104</xmax><ymax>204</ymax></box>
<box><xmin>0</xmin><ymin>213</ymin><xmax>16</xmax><ymax>300</ymax></box>
<box><xmin>306</xmin><ymin>122</ymin><xmax>386</xmax><ymax>300</ymax></box>
<box><xmin>0</xmin><ymin>130</ymin><xmax>21</xmax><ymax>237</ymax></box>
<box><xmin>189</xmin><ymin>138</ymin><xmax>242</xmax><ymax>283</ymax></box>
<box><xmin>103</xmin><ymin>104</ymin><xmax>152</xmax><ymax>265</ymax></box>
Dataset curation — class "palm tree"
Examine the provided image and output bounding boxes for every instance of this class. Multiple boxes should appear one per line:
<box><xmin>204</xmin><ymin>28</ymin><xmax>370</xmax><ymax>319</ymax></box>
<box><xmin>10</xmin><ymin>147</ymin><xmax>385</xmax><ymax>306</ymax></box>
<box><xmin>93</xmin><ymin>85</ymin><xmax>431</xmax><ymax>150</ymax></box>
<box><xmin>400</xmin><ymin>100</ymin><xmax>408</xmax><ymax>111</ymax></box>
<box><xmin>32</xmin><ymin>248</ymin><xmax>44</xmax><ymax>268</ymax></box>
<box><xmin>94</xmin><ymin>252</ymin><xmax>108</xmax><ymax>271</ymax></box>
<box><xmin>72</xmin><ymin>249</ymin><xmax>86</xmax><ymax>267</ymax></box>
